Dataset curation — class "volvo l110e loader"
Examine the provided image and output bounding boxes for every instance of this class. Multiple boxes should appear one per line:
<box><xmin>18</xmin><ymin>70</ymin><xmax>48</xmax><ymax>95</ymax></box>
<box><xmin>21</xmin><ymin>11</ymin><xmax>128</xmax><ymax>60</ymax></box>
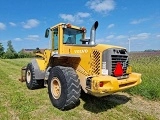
<box><xmin>21</xmin><ymin>21</ymin><xmax>142</xmax><ymax>110</ymax></box>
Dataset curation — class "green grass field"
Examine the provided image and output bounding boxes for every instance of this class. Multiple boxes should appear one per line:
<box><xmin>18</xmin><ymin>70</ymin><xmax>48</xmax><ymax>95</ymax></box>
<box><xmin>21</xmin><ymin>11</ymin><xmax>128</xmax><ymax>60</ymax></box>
<box><xmin>0</xmin><ymin>54</ymin><xmax>160</xmax><ymax>120</ymax></box>
<box><xmin>128</xmin><ymin>52</ymin><xmax>160</xmax><ymax>100</ymax></box>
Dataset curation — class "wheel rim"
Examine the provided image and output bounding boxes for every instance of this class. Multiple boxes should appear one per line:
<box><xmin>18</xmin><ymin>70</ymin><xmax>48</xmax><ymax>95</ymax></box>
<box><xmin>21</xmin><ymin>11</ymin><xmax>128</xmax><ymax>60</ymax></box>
<box><xmin>26</xmin><ymin>70</ymin><xmax>31</xmax><ymax>83</ymax></box>
<box><xmin>51</xmin><ymin>77</ymin><xmax>61</xmax><ymax>99</ymax></box>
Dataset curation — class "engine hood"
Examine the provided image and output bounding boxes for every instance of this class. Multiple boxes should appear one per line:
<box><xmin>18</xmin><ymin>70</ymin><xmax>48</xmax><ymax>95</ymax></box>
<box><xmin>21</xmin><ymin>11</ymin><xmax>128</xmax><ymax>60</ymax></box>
<box><xmin>93</xmin><ymin>44</ymin><xmax>125</xmax><ymax>52</ymax></box>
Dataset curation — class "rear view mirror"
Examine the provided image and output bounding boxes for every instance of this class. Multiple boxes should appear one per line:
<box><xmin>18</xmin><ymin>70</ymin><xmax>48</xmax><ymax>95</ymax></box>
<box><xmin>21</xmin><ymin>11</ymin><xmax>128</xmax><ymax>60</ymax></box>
<box><xmin>45</xmin><ymin>28</ymin><xmax>50</xmax><ymax>38</ymax></box>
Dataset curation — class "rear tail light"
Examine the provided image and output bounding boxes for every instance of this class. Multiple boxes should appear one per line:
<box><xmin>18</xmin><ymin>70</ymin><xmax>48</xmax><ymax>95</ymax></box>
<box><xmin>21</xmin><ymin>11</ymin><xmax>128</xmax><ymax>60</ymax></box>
<box><xmin>99</xmin><ymin>82</ymin><xmax>104</xmax><ymax>87</ymax></box>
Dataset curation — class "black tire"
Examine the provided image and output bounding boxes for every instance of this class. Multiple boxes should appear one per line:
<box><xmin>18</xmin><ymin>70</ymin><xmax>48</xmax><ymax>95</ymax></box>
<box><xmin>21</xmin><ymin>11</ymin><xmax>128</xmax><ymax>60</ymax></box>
<box><xmin>48</xmin><ymin>66</ymin><xmax>81</xmax><ymax>110</ymax></box>
<box><xmin>25</xmin><ymin>63</ymin><xmax>44</xmax><ymax>90</ymax></box>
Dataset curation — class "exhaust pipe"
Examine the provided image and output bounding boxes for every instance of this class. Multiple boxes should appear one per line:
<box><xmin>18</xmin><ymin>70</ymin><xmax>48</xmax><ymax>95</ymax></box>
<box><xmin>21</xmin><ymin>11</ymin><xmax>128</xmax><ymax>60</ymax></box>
<box><xmin>89</xmin><ymin>21</ymin><xmax>99</xmax><ymax>45</ymax></box>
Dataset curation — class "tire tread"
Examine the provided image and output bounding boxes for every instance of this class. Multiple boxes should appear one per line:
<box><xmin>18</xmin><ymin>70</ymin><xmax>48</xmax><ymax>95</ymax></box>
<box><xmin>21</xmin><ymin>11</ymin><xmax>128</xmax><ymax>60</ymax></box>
<box><xmin>26</xmin><ymin>63</ymin><xmax>44</xmax><ymax>90</ymax></box>
<box><xmin>48</xmin><ymin>66</ymin><xmax>81</xmax><ymax>110</ymax></box>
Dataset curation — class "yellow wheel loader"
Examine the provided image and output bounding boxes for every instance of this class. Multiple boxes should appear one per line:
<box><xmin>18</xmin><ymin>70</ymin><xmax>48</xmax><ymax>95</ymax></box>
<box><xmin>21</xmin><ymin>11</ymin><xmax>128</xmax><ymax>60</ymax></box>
<box><xmin>21</xmin><ymin>21</ymin><xmax>142</xmax><ymax>110</ymax></box>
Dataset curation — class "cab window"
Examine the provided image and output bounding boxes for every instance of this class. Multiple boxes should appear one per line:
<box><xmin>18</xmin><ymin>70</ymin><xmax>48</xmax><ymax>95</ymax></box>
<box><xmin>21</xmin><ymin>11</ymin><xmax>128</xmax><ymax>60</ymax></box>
<box><xmin>53</xmin><ymin>29</ymin><xmax>58</xmax><ymax>50</ymax></box>
<box><xmin>63</xmin><ymin>28</ymin><xmax>83</xmax><ymax>45</ymax></box>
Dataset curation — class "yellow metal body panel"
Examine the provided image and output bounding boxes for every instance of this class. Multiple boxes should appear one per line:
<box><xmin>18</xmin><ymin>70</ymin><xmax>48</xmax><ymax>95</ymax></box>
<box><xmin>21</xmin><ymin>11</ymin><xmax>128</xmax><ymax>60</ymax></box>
<box><xmin>93</xmin><ymin>44</ymin><xmax>124</xmax><ymax>52</ymax></box>
<box><xmin>61</xmin><ymin>44</ymin><xmax>124</xmax><ymax>75</ymax></box>
<box><xmin>63</xmin><ymin>45</ymin><xmax>92</xmax><ymax>74</ymax></box>
<box><xmin>35</xmin><ymin>49</ymin><xmax>52</xmax><ymax>71</ymax></box>
<box><xmin>89</xmin><ymin>73</ymin><xmax>142</xmax><ymax>97</ymax></box>
<box><xmin>36</xmin><ymin>59</ymin><xmax>45</xmax><ymax>71</ymax></box>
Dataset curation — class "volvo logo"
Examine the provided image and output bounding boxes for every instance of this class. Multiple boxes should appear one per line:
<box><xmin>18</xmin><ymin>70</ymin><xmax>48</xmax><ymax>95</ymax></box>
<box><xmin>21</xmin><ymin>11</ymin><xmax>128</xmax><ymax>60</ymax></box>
<box><xmin>74</xmin><ymin>49</ymin><xmax>88</xmax><ymax>54</ymax></box>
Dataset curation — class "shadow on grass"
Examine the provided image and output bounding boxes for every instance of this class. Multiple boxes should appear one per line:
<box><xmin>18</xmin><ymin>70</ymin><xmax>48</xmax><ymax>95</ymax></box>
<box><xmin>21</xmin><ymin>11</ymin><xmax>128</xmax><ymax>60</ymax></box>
<box><xmin>81</xmin><ymin>92</ymin><xmax>131</xmax><ymax>113</ymax></box>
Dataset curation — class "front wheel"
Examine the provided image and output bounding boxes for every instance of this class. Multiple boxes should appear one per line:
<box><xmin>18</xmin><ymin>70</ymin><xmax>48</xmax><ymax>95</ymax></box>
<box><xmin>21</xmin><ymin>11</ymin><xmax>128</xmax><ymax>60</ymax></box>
<box><xmin>25</xmin><ymin>63</ymin><xmax>44</xmax><ymax>90</ymax></box>
<box><xmin>48</xmin><ymin>66</ymin><xmax>81</xmax><ymax>110</ymax></box>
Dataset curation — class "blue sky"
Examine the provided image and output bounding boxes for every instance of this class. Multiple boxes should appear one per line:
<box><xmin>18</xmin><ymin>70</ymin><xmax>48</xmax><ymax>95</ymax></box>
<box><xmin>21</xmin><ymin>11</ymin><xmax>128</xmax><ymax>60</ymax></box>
<box><xmin>0</xmin><ymin>0</ymin><xmax>160</xmax><ymax>52</ymax></box>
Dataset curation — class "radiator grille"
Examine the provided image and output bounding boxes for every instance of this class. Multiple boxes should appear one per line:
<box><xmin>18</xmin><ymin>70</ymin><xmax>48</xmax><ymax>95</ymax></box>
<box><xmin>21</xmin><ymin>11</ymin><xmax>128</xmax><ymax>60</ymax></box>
<box><xmin>111</xmin><ymin>55</ymin><xmax>128</xmax><ymax>76</ymax></box>
<box><xmin>91</xmin><ymin>50</ymin><xmax>101</xmax><ymax>75</ymax></box>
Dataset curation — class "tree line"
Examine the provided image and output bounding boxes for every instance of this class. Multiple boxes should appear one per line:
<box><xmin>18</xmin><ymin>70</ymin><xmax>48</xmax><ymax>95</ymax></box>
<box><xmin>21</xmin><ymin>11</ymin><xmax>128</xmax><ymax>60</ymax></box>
<box><xmin>0</xmin><ymin>40</ymin><xmax>35</xmax><ymax>59</ymax></box>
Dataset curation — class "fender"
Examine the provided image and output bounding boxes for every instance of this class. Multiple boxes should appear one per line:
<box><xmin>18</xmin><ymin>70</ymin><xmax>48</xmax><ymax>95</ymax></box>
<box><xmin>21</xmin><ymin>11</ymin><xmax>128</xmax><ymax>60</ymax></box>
<box><xmin>31</xmin><ymin>59</ymin><xmax>45</xmax><ymax>80</ymax></box>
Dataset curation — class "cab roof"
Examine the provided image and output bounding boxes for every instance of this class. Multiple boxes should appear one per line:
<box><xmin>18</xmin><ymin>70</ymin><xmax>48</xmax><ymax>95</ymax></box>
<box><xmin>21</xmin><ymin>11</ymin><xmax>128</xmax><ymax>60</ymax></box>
<box><xmin>50</xmin><ymin>23</ymin><xmax>83</xmax><ymax>30</ymax></box>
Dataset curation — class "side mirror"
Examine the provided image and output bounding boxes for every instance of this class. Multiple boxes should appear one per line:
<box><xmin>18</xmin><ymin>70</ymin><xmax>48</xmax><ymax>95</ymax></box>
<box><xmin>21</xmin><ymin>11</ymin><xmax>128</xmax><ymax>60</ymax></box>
<box><xmin>45</xmin><ymin>28</ymin><xmax>50</xmax><ymax>38</ymax></box>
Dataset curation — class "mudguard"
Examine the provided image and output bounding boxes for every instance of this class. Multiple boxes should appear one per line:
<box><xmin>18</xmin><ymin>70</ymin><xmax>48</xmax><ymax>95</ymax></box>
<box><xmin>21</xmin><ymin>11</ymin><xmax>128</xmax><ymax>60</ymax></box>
<box><xmin>31</xmin><ymin>59</ymin><xmax>45</xmax><ymax>80</ymax></box>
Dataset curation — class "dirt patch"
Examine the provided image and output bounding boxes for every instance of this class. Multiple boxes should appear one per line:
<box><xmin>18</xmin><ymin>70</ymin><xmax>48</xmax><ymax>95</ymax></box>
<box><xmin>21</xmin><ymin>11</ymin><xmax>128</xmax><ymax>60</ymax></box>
<box><xmin>110</xmin><ymin>92</ymin><xmax>160</xmax><ymax>119</ymax></box>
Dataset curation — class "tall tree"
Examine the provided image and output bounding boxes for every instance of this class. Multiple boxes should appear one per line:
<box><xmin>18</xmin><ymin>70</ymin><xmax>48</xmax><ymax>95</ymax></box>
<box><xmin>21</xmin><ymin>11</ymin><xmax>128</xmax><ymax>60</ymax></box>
<box><xmin>0</xmin><ymin>42</ymin><xmax>5</xmax><ymax>57</ymax></box>
<box><xmin>5</xmin><ymin>40</ymin><xmax>17</xmax><ymax>59</ymax></box>
<box><xmin>7</xmin><ymin>40</ymin><xmax>15</xmax><ymax>52</ymax></box>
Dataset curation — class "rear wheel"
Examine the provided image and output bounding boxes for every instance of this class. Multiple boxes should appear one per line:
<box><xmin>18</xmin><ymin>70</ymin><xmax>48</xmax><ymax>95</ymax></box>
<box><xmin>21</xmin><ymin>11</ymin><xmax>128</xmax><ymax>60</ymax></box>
<box><xmin>25</xmin><ymin>63</ymin><xmax>44</xmax><ymax>90</ymax></box>
<box><xmin>48</xmin><ymin>66</ymin><xmax>81</xmax><ymax>110</ymax></box>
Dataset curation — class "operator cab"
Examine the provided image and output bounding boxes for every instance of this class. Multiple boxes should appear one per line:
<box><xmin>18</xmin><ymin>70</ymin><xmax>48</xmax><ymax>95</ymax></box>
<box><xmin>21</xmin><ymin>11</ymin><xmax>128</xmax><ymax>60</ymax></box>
<box><xmin>45</xmin><ymin>23</ymin><xmax>90</xmax><ymax>51</ymax></box>
<box><xmin>45</xmin><ymin>22</ymin><xmax>98</xmax><ymax>55</ymax></box>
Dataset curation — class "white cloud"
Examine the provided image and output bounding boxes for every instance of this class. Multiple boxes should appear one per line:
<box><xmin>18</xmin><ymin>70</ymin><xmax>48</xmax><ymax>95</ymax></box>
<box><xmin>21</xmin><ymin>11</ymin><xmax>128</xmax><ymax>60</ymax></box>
<box><xmin>9</xmin><ymin>22</ymin><xmax>16</xmax><ymax>27</ymax></box>
<box><xmin>130</xmin><ymin>18</ymin><xmax>149</xmax><ymax>24</ymax></box>
<box><xmin>97</xmin><ymin>38</ymin><xmax>110</xmax><ymax>43</ymax></box>
<box><xmin>14</xmin><ymin>38</ymin><xmax>22</xmax><ymax>41</ymax></box>
<box><xmin>106</xmin><ymin>35</ymin><xmax>114</xmax><ymax>39</ymax></box>
<box><xmin>107</xmin><ymin>24</ymin><xmax>115</xmax><ymax>29</ymax></box>
<box><xmin>106</xmin><ymin>35</ymin><xmax>127</xmax><ymax>40</ymax></box>
<box><xmin>59</xmin><ymin>14</ymin><xmax>75</xmax><ymax>22</ymax></box>
<box><xmin>130</xmin><ymin>33</ymin><xmax>150</xmax><ymax>40</ymax></box>
<box><xmin>77</xmin><ymin>12</ymin><xmax>90</xmax><ymax>18</ymax></box>
<box><xmin>135</xmin><ymin>33</ymin><xmax>150</xmax><ymax>39</ymax></box>
<box><xmin>86</xmin><ymin>0</ymin><xmax>115</xmax><ymax>13</ymax></box>
<box><xmin>25</xmin><ymin>35</ymin><xmax>40</xmax><ymax>41</ymax></box>
<box><xmin>116</xmin><ymin>35</ymin><xmax>128</xmax><ymax>39</ymax></box>
<box><xmin>59</xmin><ymin>12</ymin><xmax>90</xmax><ymax>24</ymax></box>
<box><xmin>97</xmin><ymin>35</ymin><xmax>115</xmax><ymax>43</ymax></box>
<box><xmin>156</xmin><ymin>35</ymin><xmax>160</xmax><ymax>38</ymax></box>
<box><xmin>22</xmin><ymin>19</ymin><xmax>40</xmax><ymax>29</ymax></box>
<box><xmin>0</xmin><ymin>22</ymin><xmax>6</xmax><ymax>30</ymax></box>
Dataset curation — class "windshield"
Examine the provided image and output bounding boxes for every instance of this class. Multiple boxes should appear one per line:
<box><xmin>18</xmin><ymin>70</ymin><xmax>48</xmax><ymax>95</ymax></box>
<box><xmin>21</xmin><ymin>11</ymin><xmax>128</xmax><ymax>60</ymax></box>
<box><xmin>63</xmin><ymin>28</ymin><xmax>83</xmax><ymax>45</ymax></box>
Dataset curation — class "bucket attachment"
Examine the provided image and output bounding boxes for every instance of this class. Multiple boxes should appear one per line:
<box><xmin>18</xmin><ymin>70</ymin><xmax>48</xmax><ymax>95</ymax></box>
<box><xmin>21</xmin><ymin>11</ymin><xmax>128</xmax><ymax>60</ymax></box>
<box><xmin>19</xmin><ymin>66</ymin><xmax>26</xmax><ymax>82</ymax></box>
